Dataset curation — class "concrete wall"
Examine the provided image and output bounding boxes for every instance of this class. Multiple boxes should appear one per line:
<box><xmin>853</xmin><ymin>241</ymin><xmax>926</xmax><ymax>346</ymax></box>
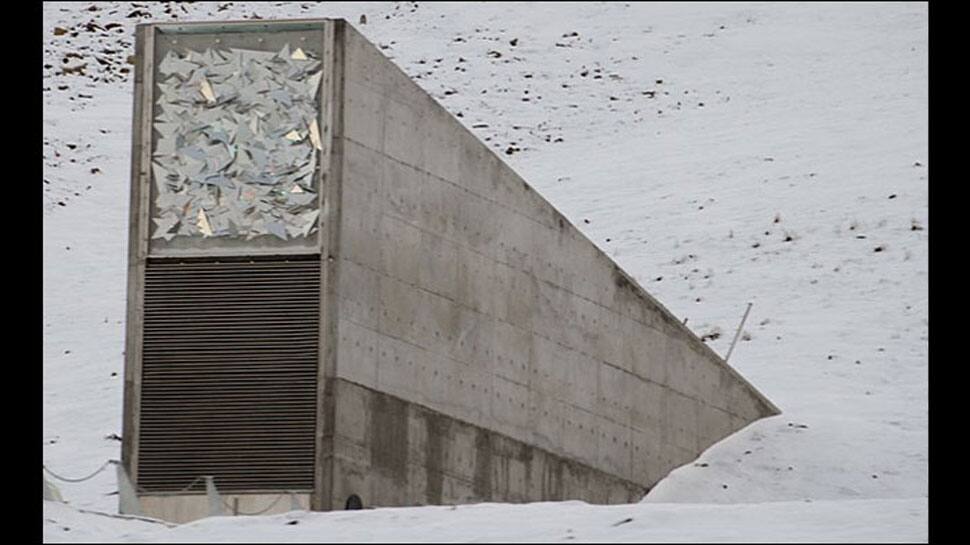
<box><xmin>140</xmin><ymin>493</ymin><xmax>311</xmax><ymax>524</ymax></box>
<box><xmin>329</xmin><ymin>19</ymin><xmax>778</xmax><ymax>508</ymax></box>
<box><xmin>328</xmin><ymin>380</ymin><xmax>643</xmax><ymax>508</ymax></box>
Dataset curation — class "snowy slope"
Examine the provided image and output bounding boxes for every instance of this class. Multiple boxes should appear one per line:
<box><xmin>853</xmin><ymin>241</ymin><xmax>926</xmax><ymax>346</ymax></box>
<box><xmin>43</xmin><ymin>498</ymin><xmax>928</xmax><ymax>543</ymax></box>
<box><xmin>43</xmin><ymin>1</ymin><xmax>927</xmax><ymax>541</ymax></box>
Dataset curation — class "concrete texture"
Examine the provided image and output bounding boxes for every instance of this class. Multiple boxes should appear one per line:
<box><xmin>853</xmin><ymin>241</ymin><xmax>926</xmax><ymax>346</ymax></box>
<box><xmin>124</xmin><ymin>18</ymin><xmax>778</xmax><ymax>522</ymax></box>
<box><xmin>328</xmin><ymin>380</ymin><xmax>644</xmax><ymax>508</ymax></box>
<box><xmin>139</xmin><ymin>493</ymin><xmax>311</xmax><ymax>525</ymax></box>
<box><xmin>328</xmin><ymin>19</ymin><xmax>778</xmax><ymax>508</ymax></box>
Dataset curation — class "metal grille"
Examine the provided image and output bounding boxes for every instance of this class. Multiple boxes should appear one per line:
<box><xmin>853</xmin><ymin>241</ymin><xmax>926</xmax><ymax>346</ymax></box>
<box><xmin>138</xmin><ymin>256</ymin><xmax>321</xmax><ymax>493</ymax></box>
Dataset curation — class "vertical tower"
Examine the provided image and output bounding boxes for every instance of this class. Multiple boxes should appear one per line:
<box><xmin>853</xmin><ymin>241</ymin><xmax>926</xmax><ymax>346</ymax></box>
<box><xmin>123</xmin><ymin>19</ymin><xmax>336</xmax><ymax>522</ymax></box>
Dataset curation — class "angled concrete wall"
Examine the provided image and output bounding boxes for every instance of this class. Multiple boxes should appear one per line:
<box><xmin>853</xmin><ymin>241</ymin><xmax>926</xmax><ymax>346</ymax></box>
<box><xmin>328</xmin><ymin>20</ymin><xmax>778</xmax><ymax>508</ymax></box>
<box><xmin>328</xmin><ymin>380</ymin><xmax>643</xmax><ymax>508</ymax></box>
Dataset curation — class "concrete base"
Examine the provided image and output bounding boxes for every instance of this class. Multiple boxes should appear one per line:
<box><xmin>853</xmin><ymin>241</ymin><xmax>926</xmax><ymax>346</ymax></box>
<box><xmin>329</xmin><ymin>379</ymin><xmax>647</xmax><ymax>508</ymax></box>
<box><xmin>139</xmin><ymin>493</ymin><xmax>311</xmax><ymax>524</ymax></box>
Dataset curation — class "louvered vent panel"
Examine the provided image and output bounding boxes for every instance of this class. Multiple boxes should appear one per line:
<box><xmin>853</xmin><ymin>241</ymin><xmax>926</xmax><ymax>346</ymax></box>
<box><xmin>138</xmin><ymin>256</ymin><xmax>320</xmax><ymax>493</ymax></box>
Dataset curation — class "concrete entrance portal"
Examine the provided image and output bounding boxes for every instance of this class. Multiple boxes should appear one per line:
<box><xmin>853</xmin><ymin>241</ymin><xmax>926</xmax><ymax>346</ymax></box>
<box><xmin>122</xmin><ymin>18</ymin><xmax>778</xmax><ymax>523</ymax></box>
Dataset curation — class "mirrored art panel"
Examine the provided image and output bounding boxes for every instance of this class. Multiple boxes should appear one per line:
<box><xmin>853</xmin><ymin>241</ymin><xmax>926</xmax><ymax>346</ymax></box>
<box><xmin>148</xmin><ymin>29</ymin><xmax>326</xmax><ymax>255</ymax></box>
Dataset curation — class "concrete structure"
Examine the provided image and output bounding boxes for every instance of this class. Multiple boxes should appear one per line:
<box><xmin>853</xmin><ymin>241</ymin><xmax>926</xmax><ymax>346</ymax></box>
<box><xmin>123</xmin><ymin>18</ymin><xmax>779</xmax><ymax>524</ymax></box>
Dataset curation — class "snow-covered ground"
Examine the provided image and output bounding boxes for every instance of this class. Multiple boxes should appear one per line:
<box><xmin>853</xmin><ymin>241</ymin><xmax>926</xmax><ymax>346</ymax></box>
<box><xmin>43</xmin><ymin>1</ymin><xmax>928</xmax><ymax>542</ymax></box>
<box><xmin>43</xmin><ymin>498</ymin><xmax>928</xmax><ymax>543</ymax></box>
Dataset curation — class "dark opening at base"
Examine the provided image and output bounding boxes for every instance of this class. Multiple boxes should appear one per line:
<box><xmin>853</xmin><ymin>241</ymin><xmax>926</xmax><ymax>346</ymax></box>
<box><xmin>345</xmin><ymin>494</ymin><xmax>363</xmax><ymax>510</ymax></box>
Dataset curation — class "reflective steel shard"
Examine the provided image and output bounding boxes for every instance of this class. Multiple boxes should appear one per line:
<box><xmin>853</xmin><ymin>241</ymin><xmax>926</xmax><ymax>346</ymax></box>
<box><xmin>151</xmin><ymin>45</ymin><xmax>322</xmax><ymax>242</ymax></box>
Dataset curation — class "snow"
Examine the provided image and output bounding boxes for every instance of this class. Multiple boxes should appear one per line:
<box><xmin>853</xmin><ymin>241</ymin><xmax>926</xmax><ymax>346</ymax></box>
<box><xmin>44</xmin><ymin>498</ymin><xmax>928</xmax><ymax>543</ymax></box>
<box><xmin>43</xmin><ymin>1</ymin><xmax>927</xmax><ymax>542</ymax></box>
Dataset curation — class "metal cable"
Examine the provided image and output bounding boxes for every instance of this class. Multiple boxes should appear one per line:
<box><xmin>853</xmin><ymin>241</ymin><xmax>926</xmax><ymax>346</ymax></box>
<box><xmin>46</xmin><ymin>463</ymin><xmax>288</xmax><ymax>517</ymax></box>
<box><xmin>133</xmin><ymin>475</ymin><xmax>207</xmax><ymax>496</ymax></box>
<box><xmin>173</xmin><ymin>475</ymin><xmax>208</xmax><ymax>494</ymax></box>
<box><xmin>43</xmin><ymin>460</ymin><xmax>115</xmax><ymax>483</ymax></box>
<box><xmin>222</xmin><ymin>492</ymin><xmax>289</xmax><ymax>516</ymax></box>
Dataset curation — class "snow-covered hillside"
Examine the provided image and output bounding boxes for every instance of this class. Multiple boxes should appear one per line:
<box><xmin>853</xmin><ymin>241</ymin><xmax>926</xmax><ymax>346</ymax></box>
<box><xmin>43</xmin><ymin>497</ymin><xmax>928</xmax><ymax>543</ymax></box>
<box><xmin>43</xmin><ymin>2</ymin><xmax>928</xmax><ymax>541</ymax></box>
